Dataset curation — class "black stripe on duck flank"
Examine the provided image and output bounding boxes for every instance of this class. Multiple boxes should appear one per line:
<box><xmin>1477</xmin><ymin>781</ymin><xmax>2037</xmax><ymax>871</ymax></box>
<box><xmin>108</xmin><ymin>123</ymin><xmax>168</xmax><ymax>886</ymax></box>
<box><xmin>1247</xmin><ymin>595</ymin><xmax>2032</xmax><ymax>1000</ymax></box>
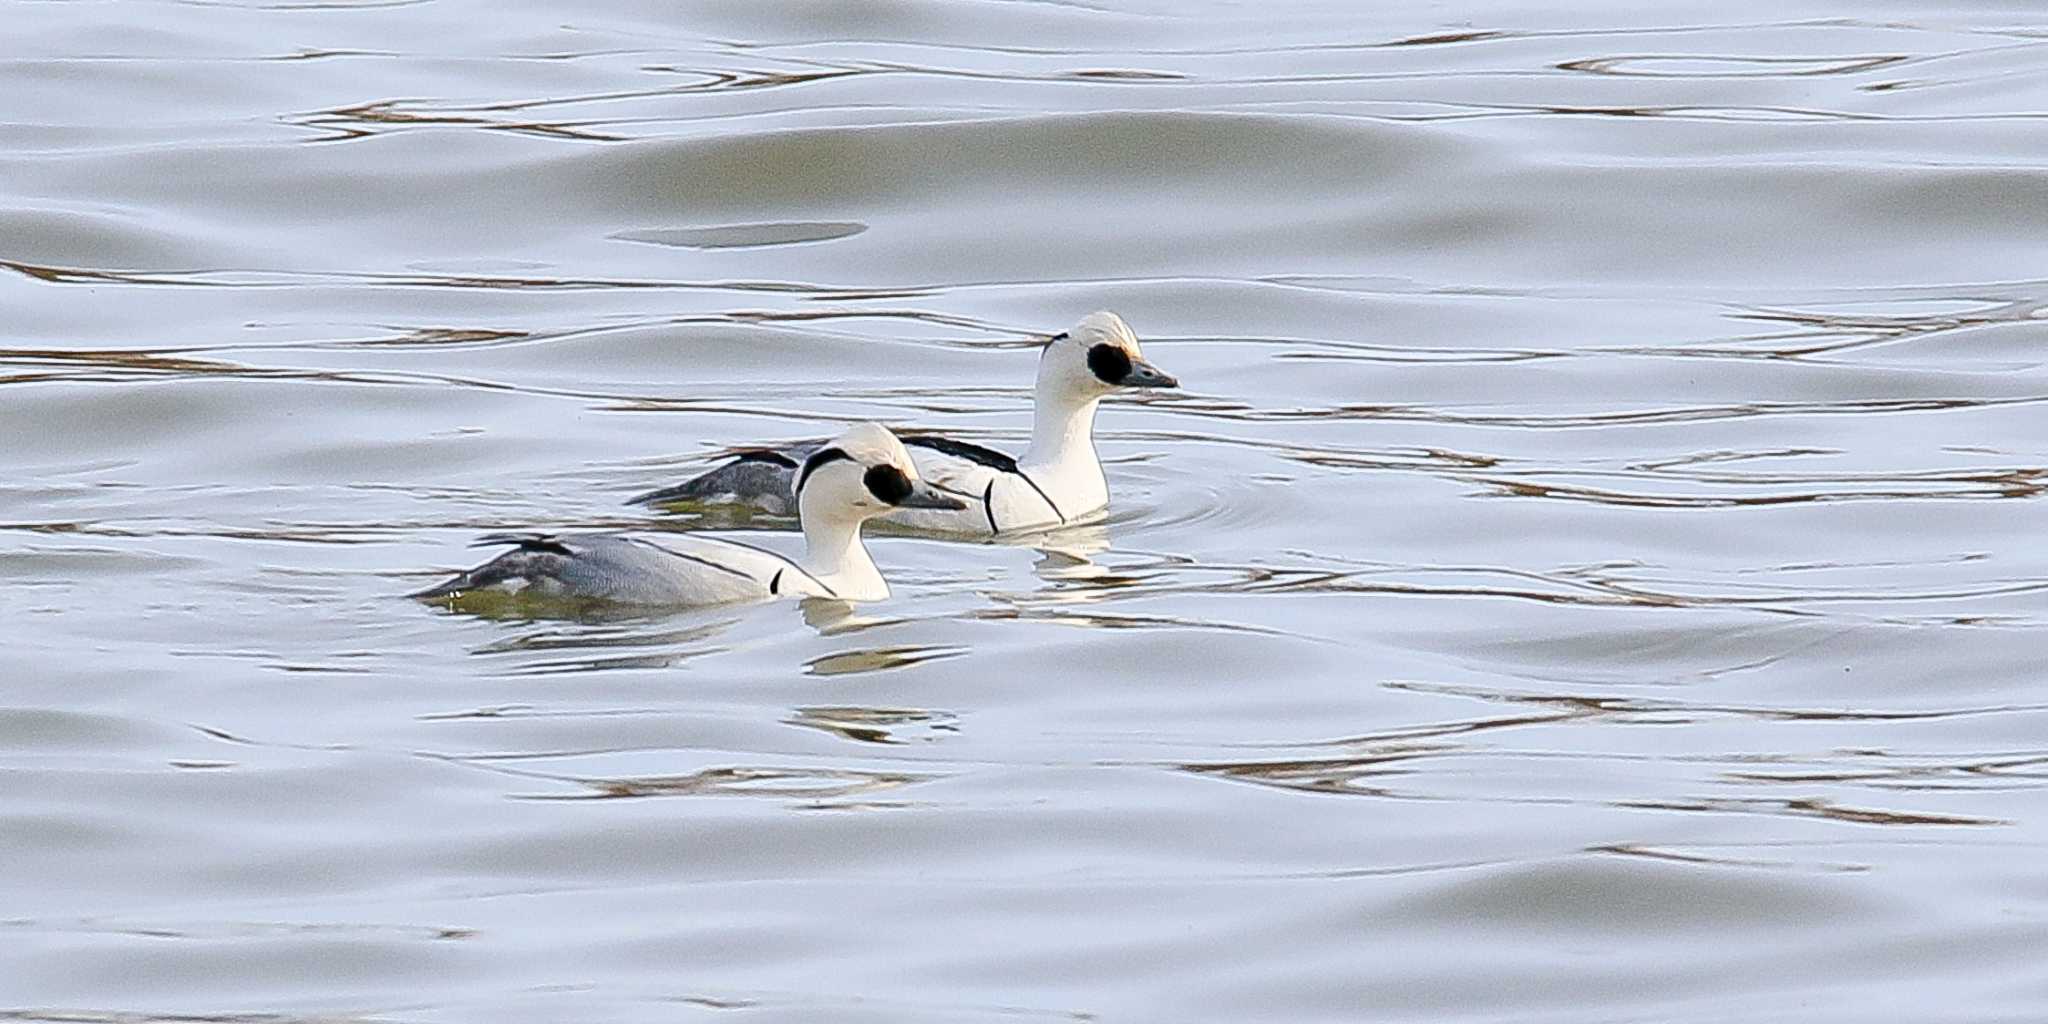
<box><xmin>633</xmin><ymin>539</ymin><xmax>756</xmax><ymax>582</ymax></box>
<box><xmin>713</xmin><ymin>537</ymin><xmax>837</xmax><ymax>599</ymax></box>
<box><xmin>1014</xmin><ymin>470</ymin><xmax>1065</xmax><ymax>524</ymax></box>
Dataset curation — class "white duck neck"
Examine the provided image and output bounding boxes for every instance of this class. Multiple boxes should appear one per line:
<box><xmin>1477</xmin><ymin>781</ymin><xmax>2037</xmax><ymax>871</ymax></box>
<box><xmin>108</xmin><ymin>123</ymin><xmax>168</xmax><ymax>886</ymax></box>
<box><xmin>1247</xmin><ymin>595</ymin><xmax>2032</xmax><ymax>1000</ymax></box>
<box><xmin>1019</xmin><ymin>380</ymin><xmax>1104</xmax><ymax>479</ymax></box>
<box><xmin>796</xmin><ymin>505</ymin><xmax>887</xmax><ymax>601</ymax></box>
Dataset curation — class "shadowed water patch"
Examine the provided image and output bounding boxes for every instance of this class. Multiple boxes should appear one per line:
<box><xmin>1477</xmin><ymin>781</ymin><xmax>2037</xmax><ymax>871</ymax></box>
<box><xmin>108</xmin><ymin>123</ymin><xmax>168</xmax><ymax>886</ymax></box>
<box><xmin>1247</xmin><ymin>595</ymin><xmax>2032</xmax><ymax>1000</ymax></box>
<box><xmin>527</xmin><ymin>765</ymin><xmax>936</xmax><ymax>802</ymax></box>
<box><xmin>804</xmin><ymin>644</ymin><xmax>966</xmax><ymax>676</ymax></box>
<box><xmin>0</xmin><ymin>1014</ymin><xmax>415</xmax><ymax>1024</ymax></box>
<box><xmin>614</xmin><ymin>221</ymin><xmax>868</xmax><ymax>249</ymax></box>
<box><xmin>1556</xmin><ymin>54</ymin><xmax>1910</xmax><ymax>77</ymax></box>
<box><xmin>786</xmin><ymin>705</ymin><xmax>961</xmax><ymax>744</ymax></box>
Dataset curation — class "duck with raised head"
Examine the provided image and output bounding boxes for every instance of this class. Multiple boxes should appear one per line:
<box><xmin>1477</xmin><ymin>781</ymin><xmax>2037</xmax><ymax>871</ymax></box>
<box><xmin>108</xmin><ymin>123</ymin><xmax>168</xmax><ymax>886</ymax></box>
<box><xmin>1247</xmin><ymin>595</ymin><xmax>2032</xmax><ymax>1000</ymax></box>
<box><xmin>414</xmin><ymin>423</ymin><xmax>965</xmax><ymax>606</ymax></box>
<box><xmin>626</xmin><ymin>311</ymin><xmax>1178</xmax><ymax>536</ymax></box>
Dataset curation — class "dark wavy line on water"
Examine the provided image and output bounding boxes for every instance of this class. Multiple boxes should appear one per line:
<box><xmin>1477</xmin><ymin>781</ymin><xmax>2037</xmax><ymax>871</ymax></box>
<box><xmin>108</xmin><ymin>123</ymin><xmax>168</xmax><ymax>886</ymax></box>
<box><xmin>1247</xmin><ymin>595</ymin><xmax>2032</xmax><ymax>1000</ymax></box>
<box><xmin>1588</xmin><ymin>842</ymin><xmax>1871</xmax><ymax>873</ymax></box>
<box><xmin>0</xmin><ymin>346</ymin><xmax>878</xmax><ymax>423</ymax></box>
<box><xmin>1212</xmin><ymin>394</ymin><xmax>2048</xmax><ymax>429</ymax></box>
<box><xmin>281</xmin><ymin>66</ymin><xmax>871</xmax><ymax>141</ymax></box>
<box><xmin>791</xmin><ymin>58</ymin><xmax>1928</xmax><ymax>94</ymax></box>
<box><xmin>968</xmin><ymin>604</ymin><xmax>1310</xmax><ymax>639</ymax></box>
<box><xmin>404</xmin><ymin>747</ymin><xmax>943</xmax><ymax>803</ymax></box>
<box><xmin>714</xmin><ymin>17</ymin><xmax>2046</xmax><ymax>60</ymax></box>
<box><xmin>0</xmin><ymin>308</ymin><xmax>1021</xmax><ymax>360</ymax></box>
<box><xmin>1012</xmin><ymin>555</ymin><xmax>2048</xmax><ymax>620</ymax></box>
<box><xmin>1556</xmin><ymin>53</ymin><xmax>1911</xmax><ymax>77</ymax></box>
<box><xmin>0</xmin><ymin>259</ymin><xmax>916</xmax><ymax>297</ymax></box>
<box><xmin>1730</xmin><ymin>298</ymin><xmax>2048</xmax><ymax>338</ymax></box>
<box><xmin>173</xmin><ymin>0</ymin><xmax>429</xmax><ymax>9</ymax></box>
<box><xmin>1616</xmin><ymin>797</ymin><xmax>2004</xmax><ymax>827</ymax></box>
<box><xmin>0</xmin><ymin>1011</ymin><xmax>413</xmax><ymax>1024</ymax></box>
<box><xmin>1263</xmin><ymin>273</ymin><xmax>2048</xmax><ymax>304</ymax></box>
<box><xmin>0</xmin><ymin>917</ymin><xmax>471</xmax><ymax>943</ymax></box>
<box><xmin>1192</xmin><ymin>699</ymin><xmax>2012</xmax><ymax>757</ymax></box>
<box><xmin>1178</xmin><ymin>742</ymin><xmax>2023</xmax><ymax>825</ymax></box>
<box><xmin>1179</xmin><ymin>755</ymin><xmax>2010</xmax><ymax>826</ymax></box>
<box><xmin>0</xmin><ymin>1001</ymin><xmax>1084</xmax><ymax>1024</ymax></box>
<box><xmin>1723</xmin><ymin>752</ymin><xmax>2048</xmax><ymax>787</ymax></box>
<box><xmin>1296</xmin><ymin>570</ymin><xmax>2048</xmax><ymax>610</ymax></box>
<box><xmin>10</xmin><ymin>259</ymin><xmax>2044</xmax><ymax>318</ymax></box>
<box><xmin>270</xmin><ymin>58</ymin><xmax>1981</xmax><ymax>146</ymax></box>
<box><xmin>955</xmin><ymin>391</ymin><xmax>2048</xmax><ymax>437</ymax></box>
<box><xmin>1467</xmin><ymin>473</ymin><xmax>2048</xmax><ymax>508</ymax></box>
<box><xmin>20</xmin><ymin>48</ymin><xmax>402</xmax><ymax>63</ymax></box>
<box><xmin>1291</xmin><ymin>443</ymin><xmax>2039</xmax><ymax>488</ymax></box>
<box><xmin>315</xmin><ymin>308</ymin><xmax>1022</xmax><ymax>352</ymax></box>
<box><xmin>1254</xmin><ymin>100</ymin><xmax>2048</xmax><ymax>126</ymax></box>
<box><xmin>1386</xmin><ymin>680</ymin><xmax>2048</xmax><ymax>727</ymax></box>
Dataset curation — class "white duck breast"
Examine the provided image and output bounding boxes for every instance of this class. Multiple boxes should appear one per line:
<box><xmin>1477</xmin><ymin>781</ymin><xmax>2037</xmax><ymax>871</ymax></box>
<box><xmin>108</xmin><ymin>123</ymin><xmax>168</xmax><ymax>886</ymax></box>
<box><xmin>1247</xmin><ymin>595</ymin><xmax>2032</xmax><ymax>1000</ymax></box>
<box><xmin>415</xmin><ymin>423</ymin><xmax>965</xmax><ymax>607</ymax></box>
<box><xmin>887</xmin><ymin>436</ymin><xmax>1075</xmax><ymax>534</ymax></box>
<box><xmin>627</xmin><ymin>310</ymin><xmax>1178</xmax><ymax>536</ymax></box>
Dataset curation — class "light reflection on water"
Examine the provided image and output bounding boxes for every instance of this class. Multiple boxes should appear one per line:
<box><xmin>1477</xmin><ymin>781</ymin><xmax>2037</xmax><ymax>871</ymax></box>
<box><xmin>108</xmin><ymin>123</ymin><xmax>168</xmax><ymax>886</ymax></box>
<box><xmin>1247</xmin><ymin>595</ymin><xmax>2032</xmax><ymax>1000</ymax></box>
<box><xmin>5</xmin><ymin>1</ymin><xmax>2048</xmax><ymax>1021</ymax></box>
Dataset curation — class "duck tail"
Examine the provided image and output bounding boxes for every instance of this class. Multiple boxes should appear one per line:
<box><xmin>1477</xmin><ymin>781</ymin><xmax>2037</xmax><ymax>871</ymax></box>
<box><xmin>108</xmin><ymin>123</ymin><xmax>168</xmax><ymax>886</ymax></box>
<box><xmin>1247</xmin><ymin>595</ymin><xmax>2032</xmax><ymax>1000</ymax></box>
<box><xmin>410</xmin><ymin>534</ymin><xmax>570</xmax><ymax>599</ymax></box>
<box><xmin>625</xmin><ymin>449</ymin><xmax>803</xmax><ymax>511</ymax></box>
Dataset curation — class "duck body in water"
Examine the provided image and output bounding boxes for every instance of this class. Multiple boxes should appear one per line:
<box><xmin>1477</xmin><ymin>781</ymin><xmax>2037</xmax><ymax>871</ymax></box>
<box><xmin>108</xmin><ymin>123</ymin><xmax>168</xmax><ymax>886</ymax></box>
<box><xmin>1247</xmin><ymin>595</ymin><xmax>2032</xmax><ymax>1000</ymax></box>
<box><xmin>627</xmin><ymin>311</ymin><xmax>1177</xmax><ymax>536</ymax></box>
<box><xmin>414</xmin><ymin>423</ymin><xmax>965</xmax><ymax>606</ymax></box>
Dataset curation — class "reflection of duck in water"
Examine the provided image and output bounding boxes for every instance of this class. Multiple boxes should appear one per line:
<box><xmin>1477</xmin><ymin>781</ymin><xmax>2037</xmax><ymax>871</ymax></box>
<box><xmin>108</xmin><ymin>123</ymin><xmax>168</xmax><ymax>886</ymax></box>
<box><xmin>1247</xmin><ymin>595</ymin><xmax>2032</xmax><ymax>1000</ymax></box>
<box><xmin>413</xmin><ymin>424</ymin><xmax>964</xmax><ymax>607</ymax></box>
<box><xmin>628</xmin><ymin>311</ymin><xmax>1178</xmax><ymax>536</ymax></box>
<box><xmin>1010</xmin><ymin>519</ymin><xmax>1116</xmax><ymax>584</ymax></box>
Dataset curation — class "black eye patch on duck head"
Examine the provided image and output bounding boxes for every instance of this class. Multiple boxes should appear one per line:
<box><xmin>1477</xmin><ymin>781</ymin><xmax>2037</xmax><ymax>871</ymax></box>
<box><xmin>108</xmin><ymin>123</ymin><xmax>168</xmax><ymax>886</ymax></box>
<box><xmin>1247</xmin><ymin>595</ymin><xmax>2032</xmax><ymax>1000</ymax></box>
<box><xmin>794</xmin><ymin>446</ymin><xmax>852</xmax><ymax>496</ymax></box>
<box><xmin>863</xmin><ymin>463</ymin><xmax>914</xmax><ymax>505</ymax></box>
<box><xmin>1087</xmin><ymin>343</ymin><xmax>1133</xmax><ymax>384</ymax></box>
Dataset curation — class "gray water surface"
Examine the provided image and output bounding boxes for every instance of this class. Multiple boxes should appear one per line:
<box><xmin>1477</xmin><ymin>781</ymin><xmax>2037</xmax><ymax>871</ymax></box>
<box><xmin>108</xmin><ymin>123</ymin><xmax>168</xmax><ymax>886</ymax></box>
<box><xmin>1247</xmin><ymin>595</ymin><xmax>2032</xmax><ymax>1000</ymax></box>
<box><xmin>7</xmin><ymin>2</ymin><xmax>2048</xmax><ymax>1021</ymax></box>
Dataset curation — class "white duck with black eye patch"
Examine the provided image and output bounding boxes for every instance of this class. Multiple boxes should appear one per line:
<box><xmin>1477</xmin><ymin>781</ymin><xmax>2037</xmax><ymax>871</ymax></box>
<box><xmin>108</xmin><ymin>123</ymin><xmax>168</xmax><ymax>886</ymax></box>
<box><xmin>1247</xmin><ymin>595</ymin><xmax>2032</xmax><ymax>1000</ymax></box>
<box><xmin>413</xmin><ymin>423</ymin><xmax>965</xmax><ymax>607</ymax></box>
<box><xmin>628</xmin><ymin>311</ymin><xmax>1179</xmax><ymax>536</ymax></box>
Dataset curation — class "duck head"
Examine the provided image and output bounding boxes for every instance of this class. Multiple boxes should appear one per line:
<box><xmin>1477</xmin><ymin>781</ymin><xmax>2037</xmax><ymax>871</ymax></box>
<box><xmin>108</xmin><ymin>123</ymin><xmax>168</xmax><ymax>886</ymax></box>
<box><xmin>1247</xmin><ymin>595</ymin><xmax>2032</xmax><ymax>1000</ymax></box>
<box><xmin>794</xmin><ymin>422</ymin><xmax>968</xmax><ymax>526</ymax></box>
<box><xmin>1036</xmin><ymin>310</ymin><xmax>1178</xmax><ymax>402</ymax></box>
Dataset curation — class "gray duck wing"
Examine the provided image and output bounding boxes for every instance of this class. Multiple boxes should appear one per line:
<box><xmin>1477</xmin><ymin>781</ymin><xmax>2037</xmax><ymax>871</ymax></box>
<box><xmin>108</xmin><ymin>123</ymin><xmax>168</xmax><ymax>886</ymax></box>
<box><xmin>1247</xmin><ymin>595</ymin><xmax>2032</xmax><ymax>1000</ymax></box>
<box><xmin>626</xmin><ymin>442</ymin><xmax>824</xmax><ymax>514</ymax></box>
<box><xmin>414</xmin><ymin>532</ymin><xmax>779</xmax><ymax>606</ymax></box>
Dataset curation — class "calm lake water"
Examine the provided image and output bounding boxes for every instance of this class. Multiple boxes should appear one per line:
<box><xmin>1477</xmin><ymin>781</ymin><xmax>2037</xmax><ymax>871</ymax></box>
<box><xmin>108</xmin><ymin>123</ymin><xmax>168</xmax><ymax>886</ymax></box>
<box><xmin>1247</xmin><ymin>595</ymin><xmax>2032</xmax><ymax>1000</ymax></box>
<box><xmin>7</xmin><ymin>1</ymin><xmax>2048</xmax><ymax>1020</ymax></box>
